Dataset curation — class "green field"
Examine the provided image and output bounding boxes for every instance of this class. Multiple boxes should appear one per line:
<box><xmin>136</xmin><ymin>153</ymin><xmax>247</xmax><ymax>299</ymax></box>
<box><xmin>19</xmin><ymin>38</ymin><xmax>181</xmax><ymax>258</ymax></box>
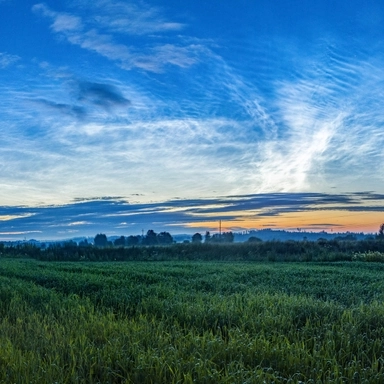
<box><xmin>1</xmin><ymin>259</ymin><xmax>384</xmax><ymax>383</ymax></box>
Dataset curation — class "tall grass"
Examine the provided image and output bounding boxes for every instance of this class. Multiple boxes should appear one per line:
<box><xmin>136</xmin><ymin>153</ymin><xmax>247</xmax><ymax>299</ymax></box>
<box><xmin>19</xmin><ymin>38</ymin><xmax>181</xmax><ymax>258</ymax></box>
<box><xmin>0</xmin><ymin>260</ymin><xmax>384</xmax><ymax>382</ymax></box>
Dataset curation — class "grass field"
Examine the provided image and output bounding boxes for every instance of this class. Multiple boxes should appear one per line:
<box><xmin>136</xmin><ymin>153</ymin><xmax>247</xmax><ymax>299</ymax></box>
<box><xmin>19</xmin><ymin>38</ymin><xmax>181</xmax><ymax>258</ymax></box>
<box><xmin>1</xmin><ymin>259</ymin><xmax>384</xmax><ymax>383</ymax></box>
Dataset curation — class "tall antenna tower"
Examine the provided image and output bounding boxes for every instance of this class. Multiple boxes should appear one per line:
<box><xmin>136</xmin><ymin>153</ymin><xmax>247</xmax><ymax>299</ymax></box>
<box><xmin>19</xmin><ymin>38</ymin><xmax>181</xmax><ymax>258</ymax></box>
<box><xmin>219</xmin><ymin>220</ymin><xmax>222</xmax><ymax>237</ymax></box>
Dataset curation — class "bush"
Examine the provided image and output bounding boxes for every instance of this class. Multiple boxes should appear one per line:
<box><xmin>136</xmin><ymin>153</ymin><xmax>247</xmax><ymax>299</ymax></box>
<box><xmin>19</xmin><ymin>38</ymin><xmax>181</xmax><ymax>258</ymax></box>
<box><xmin>352</xmin><ymin>251</ymin><xmax>384</xmax><ymax>262</ymax></box>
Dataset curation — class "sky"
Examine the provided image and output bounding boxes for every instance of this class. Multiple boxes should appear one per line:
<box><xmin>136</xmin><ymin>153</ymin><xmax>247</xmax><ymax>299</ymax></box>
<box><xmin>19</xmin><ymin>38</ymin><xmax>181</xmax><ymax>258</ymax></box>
<box><xmin>0</xmin><ymin>0</ymin><xmax>384</xmax><ymax>240</ymax></box>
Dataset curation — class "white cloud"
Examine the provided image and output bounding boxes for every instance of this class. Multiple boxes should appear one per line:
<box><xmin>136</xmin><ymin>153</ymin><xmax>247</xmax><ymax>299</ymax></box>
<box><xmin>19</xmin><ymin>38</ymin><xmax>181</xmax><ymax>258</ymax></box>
<box><xmin>32</xmin><ymin>3</ymin><xmax>82</xmax><ymax>32</ymax></box>
<box><xmin>256</xmin><ymin>44</ymin><xmax>384</xmax><ymax>194</ymax></box>
<box><xmin>68</xmin><ymin>29</ymin><xmax>131</xmax><ymax>62</ymax></box>
<box><xmin>0</xmin><ymin>103</ymin><xmax>259</xmax><ymax>205</ymax></box>
<box><xmin>151</xmin><ymin>44</ymin><xmax>200</xmax><ymax>68</ymax></box>
<box><xmin>0</xmin><ymin>52</ymin><xmax>20</xmax><ymax>68</ymax></box>
<box><xmin>51</xmin><ymin>13</ymin><xmax>82</xmax><ymax>32</ymax></box>
<box><xmin>0</xmin><ymin>214</ymin><xmax>35</xmax><ymax>221</ymax></box>
<box><xmin>6</xmin><ymin>10</ymin><xmax>384</xmax><ymax>208</ymax></box>
<box><xmin>88</xmin><ymin>0</ymin><xmax>184</xmax><ymax>35</ymax></box>
<box><xmin>32</xmin><ymin>3</ymin><xmax>198</xmax><ymax>73</ymax></box>
<box><xmin>0</xmin><ymin>231</ymin><xmax>42</xmax><ymax>236</ymax></box>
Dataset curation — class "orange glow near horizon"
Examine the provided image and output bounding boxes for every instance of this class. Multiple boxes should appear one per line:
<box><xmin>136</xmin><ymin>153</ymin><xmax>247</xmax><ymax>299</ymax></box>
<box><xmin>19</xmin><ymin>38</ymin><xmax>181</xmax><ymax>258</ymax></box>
<box><xmin>184</xmin><ymin>210</ymin><xmax>383</xmax><ymax>234</ymax></box>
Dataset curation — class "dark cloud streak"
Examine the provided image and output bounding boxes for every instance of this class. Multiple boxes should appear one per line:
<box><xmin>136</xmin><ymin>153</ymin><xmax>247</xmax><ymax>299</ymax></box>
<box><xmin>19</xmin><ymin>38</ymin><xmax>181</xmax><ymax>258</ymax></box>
<box><xmin>30</xmin><ymin>79</ymin><xmax>131</xmax><ymax>122</ymax></box>
<box><xmin>0</xmin><ymin>192</ymin><xmax>382</xmax><ymax>239</ymax></box>
<box><xmin>33</xmin><ymin>98</ymin><xmax>86</xmax><ymax>119</ymax></box>
<box><xmin>77</xmin><ymin>81</ymin><xmax>131</xmax><ymax>109</ymax></box>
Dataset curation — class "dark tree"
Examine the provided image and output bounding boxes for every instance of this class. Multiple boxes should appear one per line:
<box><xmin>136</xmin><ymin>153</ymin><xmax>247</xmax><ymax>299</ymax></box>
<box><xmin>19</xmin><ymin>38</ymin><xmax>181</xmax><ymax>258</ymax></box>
<box><xmin>211</xmin><ymin>231</ymin><xmax>234</xmax><ymax>243</ymax></box>
<box><xmin>114</xmin><ymin>236</ymin><xmax>126</xmax><ymax>247</ymax></box>
<box><xmin>334</xmin><ymin>234</ymin><xmax>357</xmax><ymax>241</ymax></box>
<box><xmin>211</xmin><ymin>233</ymin><xmax>222</xmax><ymax>243</ymax></box>
<box><xmin>126</xmin><ymin>235</ymin><xmax>140</xmax><ymax>246</ymax></box>
<box><xmin>248</xmin><ymin>236</ymin><xmax>262</xmax><ymax>243</ymax></box>
<box><xmin>204</xmin><ymin>231</ymin><xmax>211</xmax><ymax>243</ymax></box>
<box><xmin>192</xmin><ymin>232</ymin><xmax>203</xmax><ymax>244</ymax></box>
<box><xmin>79</xmin><ymin>239</ymin><xmax>90</xmax><ymax>247</ymax></box>
<box><xmin>63</xmin><ymin>240</ymin><xmax>77</xmax><ymax>248</ymax></box>
<box><xmin>222</xmin><ymin>231</ymin><xmax>234</xmax><ymax>243</ymax></box>
<box><xmin>143</xmin><ymin>230</ymin><xmax>158</xmax><ymax>245</ymax></box>
<box><xmin>157</xmin><ymin>231</ymin><xmax>173</xmax><ymax>245</ymax></box>
<box><xmin>94</xmin><ymin>233</ymin><xmax>108</xmax><ymax>247</ymax></box>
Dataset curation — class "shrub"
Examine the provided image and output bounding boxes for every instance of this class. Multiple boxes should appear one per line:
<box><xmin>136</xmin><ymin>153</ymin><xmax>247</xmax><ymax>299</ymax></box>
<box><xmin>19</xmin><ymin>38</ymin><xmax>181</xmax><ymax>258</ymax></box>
<box><xmin>352</xmin><ymin>251</ymin><xmax>384</xmax><ymax>262</ymax></box>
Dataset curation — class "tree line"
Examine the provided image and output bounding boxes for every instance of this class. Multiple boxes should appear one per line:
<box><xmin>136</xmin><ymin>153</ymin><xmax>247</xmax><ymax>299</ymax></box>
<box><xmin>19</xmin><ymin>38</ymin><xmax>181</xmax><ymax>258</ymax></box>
<box><xmin>93</xmin><ymin>230</ymin><xmax>174</xmax><ymax>247</ymax></box>
<box><xmin>0</xmin><ymin>224</ymin><xmax>383</xmax><ymax>262</ymax></box>
<box><xmin>91</xmin><ymin>230</ymin><xmax>235</xmax><ymax>247</ymax></box>
<box><xmin>1</xmin><ymin>236</ymin><xmax>384</xmax><ymax>262</ymax></box>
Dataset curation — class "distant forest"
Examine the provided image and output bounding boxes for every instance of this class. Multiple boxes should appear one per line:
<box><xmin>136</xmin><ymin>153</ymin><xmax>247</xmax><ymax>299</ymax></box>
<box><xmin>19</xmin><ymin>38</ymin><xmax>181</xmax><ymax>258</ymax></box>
<box><xmin>90</xmin><ymin>230</ymin><xmax>236</xmax><ymax>248</ymax></box>
<box><xmin>0</xmin><ymin>225</ymin><xmax>383</xmax><ymax>262</ymax></box>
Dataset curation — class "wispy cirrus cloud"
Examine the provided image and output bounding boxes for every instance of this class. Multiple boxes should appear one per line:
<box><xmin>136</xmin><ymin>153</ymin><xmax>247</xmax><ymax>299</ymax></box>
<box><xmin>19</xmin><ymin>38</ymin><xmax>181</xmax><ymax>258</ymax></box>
<box><xmin>32</xmin><ymin>98</ymin><xmax>86</xmax><ymax>119</ymax></box>
<box><xmin>218</xmin><ymin>38</ymin><xmax>384</xmax><ymax>194</ymax></box>
<box><xmin>32</xmin><ymin>2</ymin><xmax>201</xmax><ymax>72</ymax></box>
<box><xmin>81</xmin><ymin>0</ymin><xmax>184</xmax><ymax>35</ymax></box>
<box><xmin>1</xmin><ymin>4</ymin><xmax>382</xmax><ymax>204</ymax></box>
<box><xmin>0</xmin><ymin>77</ymin><xmax>251</xmax><ymax>204</ymax></box>
<box><xmin>68</xmin><ymin>29</ymin><xmax>202</xmax><ymax>72</ymax></box>
<box><xmin>3</xmin><ymin>0</ymin><xmax>384</xmax><ymax>240</ymax></box>
<box><xmin>32</xmin><ymin>3</ymin><xmax>82</xmax><ymax>32</ymax></box>
<box><xmin>4</xmin><ymin>34</ymin><xmax>384</xmax><ymax>208</ymax></box>
<box><xmin>0</xmin><ymin>52</ymin><xmax>20</xmax><ymax>68</ymax></box>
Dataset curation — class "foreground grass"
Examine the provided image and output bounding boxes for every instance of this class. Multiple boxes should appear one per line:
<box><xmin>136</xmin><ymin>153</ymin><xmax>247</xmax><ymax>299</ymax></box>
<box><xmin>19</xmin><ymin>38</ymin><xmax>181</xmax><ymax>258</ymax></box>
<box><xmin>0</xmin><ymin>260</ymin><xmax>384</xmax><ymax>383</ymax></box>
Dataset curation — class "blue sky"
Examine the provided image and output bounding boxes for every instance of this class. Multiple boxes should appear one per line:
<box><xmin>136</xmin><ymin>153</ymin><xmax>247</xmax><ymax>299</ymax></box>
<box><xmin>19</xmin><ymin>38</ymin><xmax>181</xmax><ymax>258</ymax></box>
<box><xmin>1</xmin><ymin>0</ymin><xmax>384</xmax><ymax>239</ymax></box>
